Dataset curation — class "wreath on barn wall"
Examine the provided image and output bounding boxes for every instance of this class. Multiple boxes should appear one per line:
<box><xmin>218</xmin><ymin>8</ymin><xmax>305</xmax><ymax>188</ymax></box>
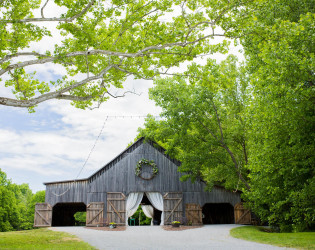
<box><xmin>135</xmin><ymin>159</ymin><xmax>159</xmax><ymax>180</ymax></box>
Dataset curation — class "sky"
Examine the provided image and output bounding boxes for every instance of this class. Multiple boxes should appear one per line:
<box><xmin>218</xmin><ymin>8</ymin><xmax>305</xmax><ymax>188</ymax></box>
<box><xmin>0</xmin><ymin>77</ymin><xmax>162</xmax><ymax>192</ymax></box>
<box><xmin>0</xmin><ymin>2</ymin><xmax>242</xmax><ymax>192</ymax></box>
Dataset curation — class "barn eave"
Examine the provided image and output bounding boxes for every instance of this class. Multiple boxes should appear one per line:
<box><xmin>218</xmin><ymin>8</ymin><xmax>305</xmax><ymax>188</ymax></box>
<box><xmin>43</xmin><ymin>178</ymin><xmax>88</xmax><ymax>185</ymax></box>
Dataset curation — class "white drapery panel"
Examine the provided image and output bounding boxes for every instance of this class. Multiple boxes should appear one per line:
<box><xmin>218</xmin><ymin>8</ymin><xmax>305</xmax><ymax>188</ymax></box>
<box><xmin>125</xmin><ymin>192</ymin><xmax>144</xmax><ymax>225</ymax></box>
<box><xmin>146</xmin><ymin>192</ymin><xmax>164</xmax><ymax>225</ymax></box>
<box><xmin>141</xmin><ymin>205</ymin><xmax>154</xmax><ymax>226</ymax></box>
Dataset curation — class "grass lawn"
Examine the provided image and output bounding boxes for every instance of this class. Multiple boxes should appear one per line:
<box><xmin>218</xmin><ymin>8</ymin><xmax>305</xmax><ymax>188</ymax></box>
<box><xmin>230</xmin><ymin>226</ymin><xmax>315</xmax><ymax>249</ymax></box>
<box><xmin>0</xmin><ymin>228</ymin><xmax>96</xmax><ymax>249</ymax></box>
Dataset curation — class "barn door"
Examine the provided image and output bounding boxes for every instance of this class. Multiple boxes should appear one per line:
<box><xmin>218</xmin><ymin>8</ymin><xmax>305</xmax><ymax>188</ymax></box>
<box><xmin>86</xmin><ymin>202</ymin><xmax>104</xmax><ymax>226</ymax></box>
<box><xmin>163</xmin><ymin>192</ymin><xmax>183</xmax><ymax>224</ymax></box>
<box><xmin>34</xmin><ymin>203</ymin><xmax>52</xmax><ymax>227</ymax></box>
<box><xmin>107</xmin><ymin>192</ymin><xmax>126</xmax><ymax>225</ymax></box>
<box><xmin>234</xmin><ymin>202</ymin><xmax>251</xmax><ymax>224</ymax></box>
<box><xmin>185</xmin><ymin>203</ymin><xmax>202</xmax><ymax>225</ymax></box>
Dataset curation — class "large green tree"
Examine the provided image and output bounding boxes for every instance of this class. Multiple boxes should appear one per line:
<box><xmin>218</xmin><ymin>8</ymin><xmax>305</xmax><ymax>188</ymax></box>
<box><xmin>138</xmin><ymin>0</ymin><xmax>315</xmax><ymax>232</ymax></box>
<box><xmin>237</xmin><ymin>2</ymin><xmax>315</xmax><ymax>232</ymax></box>
<box><xmin>0</xmin><ymin>0</ymin><xmax>241</xmax><ymax>110</ymax></box>
<box><xmin>0</xmin><ymin>169</ymin><xmax>45</xmax><ymax>232</ymax></box>
<box><xmin>0</xmin><ymin>169</ymin><xmax>19</xmax><ymax>231</ymax></box>
<box><xmin>139</xmin><ymin>55</ymin><xmax>250</xmax><ymax>191</ymax></box>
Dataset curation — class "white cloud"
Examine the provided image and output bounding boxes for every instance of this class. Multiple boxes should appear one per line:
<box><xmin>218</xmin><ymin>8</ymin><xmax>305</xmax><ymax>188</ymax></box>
<box><xmin>0</xmin><ymin>77</ymin><xmax>161</xmax><ymax>191</ymax></box>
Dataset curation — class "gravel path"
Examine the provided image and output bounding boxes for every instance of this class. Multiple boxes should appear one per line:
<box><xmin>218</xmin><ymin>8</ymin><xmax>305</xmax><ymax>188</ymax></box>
<box><xmin>50</xmin><ymin>225</ymin><xmax>289</xmax><ymax>250</ymax></box>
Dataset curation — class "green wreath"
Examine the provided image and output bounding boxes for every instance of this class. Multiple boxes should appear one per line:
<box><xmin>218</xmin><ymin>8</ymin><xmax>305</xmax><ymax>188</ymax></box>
<box><xmin>135</xmin><ymin>159</ymin><xmax>158</xmax><ymax>180</ymax></box>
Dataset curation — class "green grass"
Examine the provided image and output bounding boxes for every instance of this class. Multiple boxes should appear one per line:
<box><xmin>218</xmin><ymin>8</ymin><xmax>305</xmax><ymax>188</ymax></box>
<box><xmin>230</xmin><ymin>226</ymin><xmax>315</xmax><ymax>249</ymax></box>
<box><xmin>0</xmin><ymin>228</ymin><xmax>96</xmax><ymax>249</ymax></box>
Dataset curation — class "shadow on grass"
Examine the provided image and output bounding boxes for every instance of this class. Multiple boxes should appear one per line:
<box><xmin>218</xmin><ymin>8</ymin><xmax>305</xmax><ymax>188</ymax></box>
<box><xmin>230</xmin><ymin>226</ymin><xmax>315</xmax><ymax>249</ymax></box>
<box><xmin>0</xmin><ymin>228</ymin><xmax>96</xmax><ymax>249</ymax></box>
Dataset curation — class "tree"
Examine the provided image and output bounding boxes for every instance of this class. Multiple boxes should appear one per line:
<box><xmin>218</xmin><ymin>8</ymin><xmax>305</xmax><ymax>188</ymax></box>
<box><xmin>0</xmin><ymin>169</ymin><xmax>19</xmax><ymax>231</ymax></box>
<box><xmin>26</xmin><ymin>190</ymin><xmax>46</xmax><ymax>226</ymax></box>
<box><xmin>137</xmin><ymin>0</ymin><xmax>315</xmax><ymax>231</ymax></box>
<box><xmin>133</xmin><ymin>206</ymin><xmax>151</xmax><ymax>225</ymax></box>
<box><xmin>0</xmin><ymin>0</ymin><xmax>241</xmax><ymax>110</ymax></box>
<box><xmin>0</xmin><ymin>185</ymin><xmax>19</xmax><ymax>231</ymax></box>
<box><xmin>9</xmin><ymin>183</ymin><xmax>34</xmax><ymax>230</ymax></box>
<box><xmin>0</xmin><ymin>168</ymin><xmax>45</xmax><ymax>231</ymax></box>
<box><xmin>74</xmin><ymin>212</ymin><xmax>86</xmax><ymax>226</ymax></box>
<box><xmin>139</xmin><ymin>55</ymin><xmax>250</xmax><ymax>191</ymax></box>
<box><xmin>237</xmin><ymin>3</ymin><xmax>315</xmax><ymax>231</ymax></box>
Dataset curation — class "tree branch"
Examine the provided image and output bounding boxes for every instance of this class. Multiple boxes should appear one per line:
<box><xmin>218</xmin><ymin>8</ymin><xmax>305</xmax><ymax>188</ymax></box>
<box><xmin>106</xmin><ymin>89</ymin><xmax>141</xmax><ymax>98</ymax></box>
<box><xmin>222</xmin><ymin>143</ymin><xmax>250</xmax><ymax>189</ymax></box>
<box><xmin>0</xmin><ymin>65</ymin><xmax>113</xmax><ymax>108</ymax></box>
<box><xmin>85</xmin><ymin>48</ymin><xmax>90</xmax><ymax>78</ymax></box>
<box><xmin>1</xmin><ymin>0</ymin><xmax>95</xmax><ymax>23</ymax></box>
<box><xmin>112</xmin><ymin>3</ymin><xmax>158</xmax><ymax>46</ymax></box>
<box><xmin>196</xmin><ymin>109</ymin><xmax>250</xmax><ymax>189</ymax></box>
<box><xmin>196</xmin><ymin>119</ymin><xmax>220</xmax><ymax>143</ymax></box>
<box><xmin>41</xmin><ymin>0</ymin><xmax>50</xmax><ymax>18</ymax></box>
<box><xmin>0</xmin><ymin>52</ymin><xmax>50</xmax><ymax>64</ymax></box>
<box><xmin>56</xmin><ymin>94</ymin><xmax>95</xmax><ymax>101</ymax></box>
<box><xmin>210</xmin><ymin>99</ymin><xmax>224</xmax><ymax>141</ymax></box>
<box><xmin>56</xmin><ymin>90</ymin><xmax>140</xmax><ymax>102</ymax></box>
<box><xmin>0</xmin><ymin>34</ymin><xmax>214</xmax><ymax>76</ymax></box>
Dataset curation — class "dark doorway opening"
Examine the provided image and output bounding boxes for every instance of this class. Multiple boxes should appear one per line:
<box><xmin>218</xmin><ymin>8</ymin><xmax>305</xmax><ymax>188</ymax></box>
<box><xmin>202</xmin><ymin>203</ymin><xmax>234</xmax><ymax>224</ymax></box>
<box><xmin>52</xmin><ymin>202</ymin><xmax>86</xmax><ymax>226</ymax></box>
<box><xmin>129</xmin><ymin>194</ymin><xmax>162</xmax><ymax>226</ymax></box>
<box><xmin>140</xmin><ymin>193</ymin><xmax>162</xmax><ymax>225</ymax></box>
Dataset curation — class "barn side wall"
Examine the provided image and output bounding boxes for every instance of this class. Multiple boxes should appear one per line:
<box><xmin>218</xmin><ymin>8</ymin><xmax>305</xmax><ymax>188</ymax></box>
<box><xmin>45</xmin><ymin>180</ymin><xmax>88</xmax><ymax>206</ymax></box>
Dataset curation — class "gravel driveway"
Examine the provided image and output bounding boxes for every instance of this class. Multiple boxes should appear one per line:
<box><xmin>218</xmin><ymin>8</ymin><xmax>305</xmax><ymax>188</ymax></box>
<box><xmin>50</xmin><ymin>225</ymin><xmax>288</xmax><ymax>250</ymax></box>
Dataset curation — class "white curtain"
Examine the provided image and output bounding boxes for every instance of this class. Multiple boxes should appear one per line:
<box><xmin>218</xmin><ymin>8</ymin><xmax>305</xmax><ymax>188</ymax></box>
<box><xmin>125</xmin><ymin>192</ymin><xmax>144</xmax><ymax>225</ymax></box>
<box><xmin>141</xmin><ymin>205</ymin><xmax>154</xmax><ymax>226</ymax></box>
<box><xmin>146</xmin><ymin>192</ymin><xmax>164</xmax><ymax>225</ymax></box>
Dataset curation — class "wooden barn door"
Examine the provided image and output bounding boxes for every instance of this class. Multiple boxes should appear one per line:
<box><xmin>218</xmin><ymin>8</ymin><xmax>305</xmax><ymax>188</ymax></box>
<box><xmin>185</xmin><ymin>203</ymin><xmax>202</xmax><ymax>225</ymax></box>
<box><xmin>86</xmin><ymin>202</ymin><xmax>104</xmax><ymax>226</ymax></box>
<box><xmin>107</xmin><ymin>192</ymin><xmax>126</xmax><ymax>225</ymax></box>
<box><xmin>34</xmin><ymin>203</ymin><xmax>52</xmax><ymax>227</ymax></box>
<box><xmin>234</xmin><ymin>202</ymin><xmax>251</xmax><ymax>224</ymax></box>
<box><xmin>163</xmin><ymin>192</ymin><xmax>183</xmax><ymax>224</ymax></box>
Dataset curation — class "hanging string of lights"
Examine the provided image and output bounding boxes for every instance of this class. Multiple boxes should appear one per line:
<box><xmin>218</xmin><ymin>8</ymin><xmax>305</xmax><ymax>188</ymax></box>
<box><xmin>52</xmin><ymin>114</ymin><xmax>161</xmax><ymax>196</ymax></box>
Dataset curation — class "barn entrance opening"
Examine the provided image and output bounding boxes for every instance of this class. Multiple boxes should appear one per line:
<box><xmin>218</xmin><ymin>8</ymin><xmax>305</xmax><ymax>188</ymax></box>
<box><xmin>52</xmin><ymin>202</ymin><xmax>86</xmax><ymax>226</ymax></box>
<box><xmin>202</xmin><ymin>203</ymin><xmax>234</xmax><ymax>224</ymax></box>
<box><xmin>126</xmin><ymin>192</ymin><xmax>164</xmax><ymax>226</ymax></box>
<box><xmin>138</xmin><ymin>194</ymin><xmax>161</xmax><ymax>225</ymax></box>
<box><xmin>129</xmin><ymin>194</ymin><xmax>161</xmax><ymax>226</ymax></box>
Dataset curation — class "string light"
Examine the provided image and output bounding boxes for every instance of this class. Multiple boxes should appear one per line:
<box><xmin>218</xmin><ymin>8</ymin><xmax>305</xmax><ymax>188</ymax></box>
<box><xmin>52</xmin><ymin>114</ymin><xmax>161</xmax><ymax>196</ymax></box>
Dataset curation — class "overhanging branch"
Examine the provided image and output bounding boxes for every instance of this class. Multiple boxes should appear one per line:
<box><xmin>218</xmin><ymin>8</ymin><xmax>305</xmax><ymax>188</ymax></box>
<box><xmin>0</xmin><ymin>34</ymin><xmax>217</xmax><ymax>76</ymax></box>
<box><xmin>1</xmin><ymin>0</ymin><xmax>96</xmax><ymax>23</ymax></box>
<box><xmin>0</xmin><ymin>52</ymin><xmax>50</xmax><ymax>64</ymax></box>
<box><xmin>0</xmin><ymin>65</ymin><xmax>113</xmax><ymax>108</ymax></box>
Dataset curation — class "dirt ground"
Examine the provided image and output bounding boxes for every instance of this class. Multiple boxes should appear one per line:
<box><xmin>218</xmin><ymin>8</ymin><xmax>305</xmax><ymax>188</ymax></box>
<box><xmin>162</xmin><ymin>225</ymin><xmax>203</xmax><ymax>231</ymax></box>
<box><xmin>86</xmin><ymin>226</ymin><xmax>126</xmax><ymax>231</ymax></box>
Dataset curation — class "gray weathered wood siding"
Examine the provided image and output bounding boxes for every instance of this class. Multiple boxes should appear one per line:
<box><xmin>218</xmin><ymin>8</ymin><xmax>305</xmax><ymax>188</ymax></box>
<box><xmin>45</xmin><ymin>139</ymin><xmax>240</xmax><ymax>209</ymax></box>
<box><xmin>45</xmin><ymin>180</ymin><xmax>88</xmax><ymax>206</ymax></box>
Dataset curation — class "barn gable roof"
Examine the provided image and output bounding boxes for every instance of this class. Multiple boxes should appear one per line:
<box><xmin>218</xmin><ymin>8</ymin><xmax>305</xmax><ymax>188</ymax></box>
<box><xmin>44</xmin><ymin>137</ymin><xmax>180</xmax><ymax>185</ymax></box>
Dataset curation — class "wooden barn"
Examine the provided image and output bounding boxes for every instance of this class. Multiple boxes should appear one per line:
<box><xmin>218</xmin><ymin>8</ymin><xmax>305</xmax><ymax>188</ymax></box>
<box><xmin>34</xmin><ymin>138</ymin><xmax>246</xmax><ymax>227</ymax></box>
